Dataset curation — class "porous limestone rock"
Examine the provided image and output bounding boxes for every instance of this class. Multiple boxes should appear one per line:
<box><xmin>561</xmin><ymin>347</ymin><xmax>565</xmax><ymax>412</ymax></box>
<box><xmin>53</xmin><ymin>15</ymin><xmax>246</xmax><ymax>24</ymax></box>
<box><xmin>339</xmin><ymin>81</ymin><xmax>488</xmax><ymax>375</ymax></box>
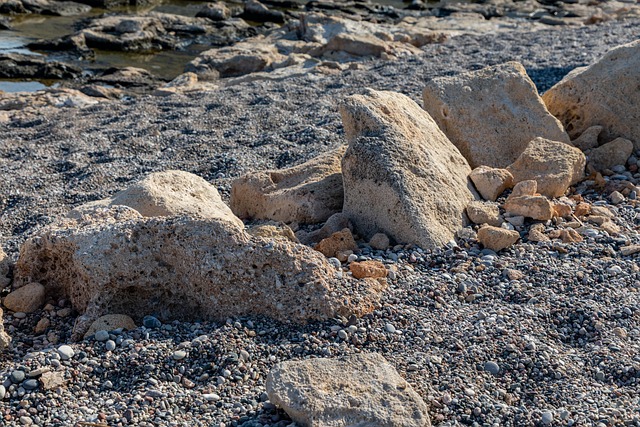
<box><xmin>468</xmin><ymin>166</ymin><xmax>513</xmax><ymax>201</ymax></box>
<box><xmin>247</xmin><ymin>223</ymin><xmax>298</xmax><ymax>242</ymax></box>
<box><xmin>466</xmin><ymin>201</ymin><xmax>502</xmax><ymax>226</ymax></box>
<box><xmin>231</xmin><ymin>146</ymin><xmax>346</xmax><ymax>224</ymax></box>
<box><xmin>0</xmin><ymin>307</ymin><xmax>10</xmax><ymax>350</ymax></box>
<box><xmin>266</xmin><ymin>353</ymin><xmax>431</xmax><ymax>427</ymax></box>
<box><xmin>350</xmin><ymin>260</ymin><xmax>388</xmax><ymax>279</ymax></box>
<box><xmin>340</xmin><ymin>89</ymin><xmax>476</xmax><ymax>249</ymax></box>
<box><xmin>296</xmin><ymin>212</ymin><xmax>352</xmax><ymax>245</ymax></box>
<box><xmin>506</xmin><ymin>137</ymin><xmax>585</xmax><ymax>198</ymax></box>
<box><xmin>0</xmin><ymin>246</ymin><xmax>10</xmax><ymax>288</ymax></box>
<box><xmin>528</xmin><ymin>223</ymin><xmax>549</xmax><ymax>242</ymax></box>
<box><xmin>70</xmin><ymin>170</ymin><xmax>243</xmax><ymax>229</ymax></box>
<box><xmin>504</xmin><ymin>195</ymin><xmax>554</xmax><ymax>221</ymax></box>
<box><xmin>423</xmin><ymin>61</ymin><xmax>570</xmax><ymax>168</ymax></box>
<box><xmin>314</xmin><ymin>229</ymin><xmax>358</xmax><ymax>258</ymax></box>
<box><xmin>587</xmin><ymin>137</ymin><xmax>633</xmax><ymax>172</ymax></box>
<box><xmin>510</xmin><ymin>180</ymin><xmax>537</xmax><ymax>198</ymax></box>
<box><xmin>15</xmin><ymin>206</ymin><xmax>385</xmax><ymax>339</ymax></box>
<box><xmin>84</xmin><ymin>314</ymin><xmax>137</xmax><ymax>339</ymax></box>
<box><xmin>477</xmin><ymin>225</ymin><xmax>519</xmax><ymax>252</ymax></box>
<box><xmin>542</xmin><ymin>40</ymin><xmax>640</xmax><ymax>143</ymax></box>
<box><xmin>3</xmin><ymin>282</ymin><xmax>46</xmax><ymax>313</ymax></box>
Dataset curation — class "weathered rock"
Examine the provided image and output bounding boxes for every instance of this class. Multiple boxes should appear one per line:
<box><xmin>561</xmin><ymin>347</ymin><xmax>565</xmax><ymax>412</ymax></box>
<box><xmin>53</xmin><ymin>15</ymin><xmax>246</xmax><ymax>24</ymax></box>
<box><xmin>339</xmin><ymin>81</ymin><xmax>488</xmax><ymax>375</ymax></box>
<box><xmin>266</xmin><ymin>353</ymin><xmax>431</xmax><ymax>427</ymax></box>
<box><xmin>35</xmin><ymin>317</ymin><xmax>51</xmax><ymax>334</ymax></box>
<box><xmin>296</xmin><ymin>212</ymin><xmax>352</xmax><ymax>245</ymax></box>
<box><xmin>574</xmin><ymin>202</ymin><xmax>591</xmax><ymax>217</ymax></box>
<box><xmin>196</xmin><ymin>2</ymin><xmax>230</xmax><ymax>21</ymax></box>
<box><xmin>231</xmin><ymin>146</ymin><xmax>345</xmax><ymax>224</ymax></box>
<box><xmin>91</xmin><ymin>66</ymin><xmax>160</xmax><ymax>88</ymax></box>
<box><xmin>322</xmin><ymin>33</ymin><xmax>389</xmax><ymax>57</ymax></box>
<box><xmin>510</xmin><ymin>180</ymin><xmax>537</xmax><ymax>198</ymax></box>
<box><xmin>542</xmin><ymin>40</ymin><xmax>640</xmax><ymax>143</ymax></box>
<box><xmin>84</xmin><ymin>314</ymin><xmax>137</xmax><ymax>339</ymax></box>
<box><xmin>15</xmin><ymin>207</ymin><xmax>386</xmax><ymax>339</ymax></box>
<box><xmin>504</xmin><ymin>195</ymin><xmax>554</xmax><ymax>221</ymax></box>
<box><xmin>549</xmin><ymin>228</ymin><xmax>583</xmax><ymax>243</ymax></box>
<box><xmin>1</xmin><ymin>0</ymin><xmax>91</xmax><ymax>16</ymax></box>
<box><xmin>314</xmin><ymin>229</ymin><xmax>358</xmax><ymax>258</ymax></box>
<box><xmin>423</xmin><ymin>61</ymin><xmax>570</xmax><ymax>168</ymax></box>
<box><xmin>241</xmin><ymin>0</ymin><xmax>285</xmax><ymax>23</ymax></box>
<box><xmin>0</xmin><ymin>247</ymin><xmax>10</xmax><ymax>288</ymax></box>
<box><xmin>3</xmin><ymin>282</ymin><xmax>46</xmax><ymax>313</ymax></box>
<box><xmin>369</xmin><ymin>233</ymin><xmax>390</xmax><ymax>250</ymax></box>
<box><xmin>70</xmin><ymin>170</ymin><xmax>243</xmax><ymax>229</ymax></box>
<box><xmin>477</xmin><ymin>225</ymin><xmax>519</xmax><ymax>251</ymax></box>
<box><xmin>468</xmin><ymin>166</ymin><xmax>513</xmax><ymax>201</ymax></box>
<box><xmin>0</xmin><ymin>53</ymin><xmax>81</xmax><ymax>80</ymax></box>
<box><xmin>40</xmin><ymin>371</ymin><xmax>66</xmax><ymax>391</ymax></box>
<box><xmin>527</xmin><ymin>223</ymin><xmax>549</xmax><ymax>242</ymax></box>
<box><xmin>506</xmin><ymin>137</ymin><xmax>585</xmax><ymax>198</ymax></box>
<box><xmin>587</xmin><ymin>137</ymin><xmax>633</xmax><ymax>172</ymax></box>
<box><xmin>553</xmin><ymin>202</ymin><xmax>573</xmax><ymax>218</ymax></box>
<box><xmin>0</xmin><ymin>307</ymin><xmax>10</xmax><ymax>350</ymax></box>
<box><xmin>340</xmin><ymin>89</ymin><xmax>476</xmax><ymax>249</ymax></box>
<box><xmin>350</xmin><ymin>260</ymin><xmax>388</xmax><ymax>279</ymax></box>
<box><xmin>247</xmin><ymin>223</ymin><xmax>298</xmax><ymax>242</ymax></box>
<box><xmin>466</xmin><ymin>201</ymin><xmax>502</xmax><ymax>226</ymax></box>
<box><xmin>571</xmin><ymin>125</ymin><xmax>603</xmax><ymax>151</ymax></box>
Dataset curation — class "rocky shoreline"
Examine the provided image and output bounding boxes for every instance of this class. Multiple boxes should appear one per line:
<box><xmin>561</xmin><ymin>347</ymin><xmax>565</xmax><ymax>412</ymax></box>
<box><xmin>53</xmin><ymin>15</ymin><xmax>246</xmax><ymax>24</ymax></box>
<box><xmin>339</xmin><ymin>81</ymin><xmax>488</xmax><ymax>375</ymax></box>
<box><xmin>1</xmin><ymin>7</ymin><xmax>640</xmax><ymax>427</ymax></box>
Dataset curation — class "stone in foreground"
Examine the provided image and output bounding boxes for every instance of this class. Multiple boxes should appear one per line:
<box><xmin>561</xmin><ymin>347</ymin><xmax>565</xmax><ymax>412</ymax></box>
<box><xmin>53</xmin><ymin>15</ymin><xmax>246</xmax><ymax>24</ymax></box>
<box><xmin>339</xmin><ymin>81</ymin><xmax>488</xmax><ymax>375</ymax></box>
<box><xmin>466</xmin><ymin>201</ymin><xmax>502</xmax><ymax>226</ymax></box>
<box><xmin>423</xmin><ymin>62</ymin><xmax>569</xmax><ymax>168</ymax></box>
<box><xmin>506</xmin><ymin>137</ymin><xmax>585</xmax><ymax>198</ymax></box>
<box><xmin>15</xmin><ymin>207</ymin><xmax>385</xmax><ymax>339</ymax></box>
<box><xmin>477</xmin><ymin>225</ymin><xmax>519</xmax><ymax>252</ymax></box>
<box><xmin>542</xmin><ymin>40</ymin><xmax>640</xmax><ymax>143</ymax></box>
<box><xmin>231</xmin><ymin>146</ymin><xmax>345</xmax><ymax>224</ymax></box>
<box><xmin>3</xmin><ymin>282</ymin><xmax>46</xmax><ymax>313</ymax></box>
<box><xmin>340</xmin><ymin>89</ymin><xmax>476</xmax><ymax>249</ymax></box>
<box><xmin>468</xmin><ymin>166</ymin><xmax>513</xmax><ymax>202</ymax></box>
<box><xmin>0</xmin><ymin>307</ymin><xmax>10</xmax><ymax>350</ymax></box>
<box><xmin>84</xmin><ymin>314</ymin><xmax>137</xmax><ymax>339</ymax></box>
<box><xmin>587</xmin><ymin>137</ymin><xmax>633</xmax><ymax>172</ymax></box>
<box><xmin>0</xmin><ymin>246</ymin><xmax>10</xmax><ymax>287</ymax></box>
<box><xmin>266</xmin><ymin>353</ymin><xmax>431</xmax><ymax>427</ymax></box>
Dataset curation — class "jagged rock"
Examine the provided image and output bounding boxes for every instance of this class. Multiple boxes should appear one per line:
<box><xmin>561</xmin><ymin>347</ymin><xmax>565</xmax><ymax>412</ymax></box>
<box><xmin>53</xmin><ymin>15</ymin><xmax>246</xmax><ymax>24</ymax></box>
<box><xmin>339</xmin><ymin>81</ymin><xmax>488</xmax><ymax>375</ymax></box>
<box><xmin>423</xmin><ymin>61</ymin><xmax>570</xmax><ymax>168</ymax></box>
<box><xmin>15</xmin><ymin>207</ymin><xmax>386</xmax><ymax>339</ymax></box>
<box><xmin>510</xmin><ymin>179</ymin><xmax>537</xmax><ymax>198</ymax></box>
<box><xmin>527</xmin><ymin>223</ymin><xmax>549</xmax><ymax>242</ymax></box>
<box><xmin>70</xmin><ymin>170</ymin><xmax>243</xmax><ymax>230</ymax></box>
<box><xmin>241</xmin><ymin>0</ymin><xmax>285</xmax><ymax>23</ymax></box>
<box><xmin>549</xmin><ymin>228</ymin><xmax>583</xmax><ymax>243</ymax></box>
<box><xmin>266</xmin><ymin>353</ymin><xmax>431</xmax><ymax>427</ymax></box>
<box><xmin>322</xmin><ymin>33</ymin><xmax>389</xmax><ymax>57</ymax></box>
<box><xmin>340</xmin><ymin>89</ymin><xmax>476</xmax><ymax>249</ymax></box>
<box><xmin>314</xmin><ymin>229</ymin><xmax>358</xmax><ymax>258</ymax></box>
<box><xmin>477</xmin><ymin>225</ymin><xmax>519</xmax><ymax>251</ymax></box>
<box><xmin>40</xmin><ymin>371</ymin><xmax>66</xmax><ymax>391</ymax></box>
<box><xmin>504</xmin><ymin>195</ymin><xmax>554</xmax><ymax>221</ymax></box>
<box><xmin>0</xmin><ymin>53</ymin><xmax>81</xmax><ymax>80</ymax></box>
<box><xmin>92</xmin><ymin>67</ymin><xmax>160</xmax><ymax>88</ymax></box>
<box><xmin>572</xmin><ymin>125</ymin><xmax>603</xmax><ymax>151</ymax></box>
<box><xmin>84</xmin><ymin>314</ymin><xmax>137</xmax><ymax>339</ymax></box>
<box><xmin>349</xmin><ymin>260</ymin><xmax>388</xmax><ymax>279</ymax></box>
<box><xmin>574</xmin><ymin>202</ymin><xmax>591</xmax><ymax>217</ymax></box>
<box><xmin>3</xmin><ymin>282</ymin><xmax>46</xmax><ymax>313</ymax></box>
<box><xmin>553</xmin><ymin>202</ymin><xmax>573</xmax><ymax>218</ymax></box>
<box><xmin>296</xmin><ymin>212</ymin><xmax>352</xmax><ymax>245</ymax></box>
<box><xmin>543</xmin><ymin>40</ymin><xmax>640</xmax><ymax>143</ymax></box>
<box><xmin>247</xmin><ymin>223</ymin><xmax>298</xmax><ymax>242</ymax></box>
<box><xmin>0</xmin><ymin>247</ymin><xmax>10</xmax><ymax>288</ymax></box>
<box><xmin>587</xmin><ymin>137</ymin><xmax>633</xmax><ymax>172</ymax></box>
<box><xmin>506</xmin><ymin>137</ymin><xmax>585</xmax><ymax>198</ymax></box>
<box><xmin>466</xmin><ymin>201</ymin><xmax>502</xmax><ymax>226</ymax></box>
<box><xmin>468</xmin><ymin>166</ymin><xmax>513</xmax><ymax>202</ymax></box>
<box><xmin>0</xmin><ymin>0</ymin><xmax>91</xmax><ymax>15</ymax></box>
<box><xmin>0</xmin><ymin>307</ymin><xmax>10</xmax><ymax>350</ymax></box>
<box><xmin>231</xmin><ymin>146</ymin><xmax>345</xmax><ymax>224</ymax></box>
<box><xmin>196</xmin><ymin>2</ymin><xmax>230</xmax><ymax>21</ymax></box>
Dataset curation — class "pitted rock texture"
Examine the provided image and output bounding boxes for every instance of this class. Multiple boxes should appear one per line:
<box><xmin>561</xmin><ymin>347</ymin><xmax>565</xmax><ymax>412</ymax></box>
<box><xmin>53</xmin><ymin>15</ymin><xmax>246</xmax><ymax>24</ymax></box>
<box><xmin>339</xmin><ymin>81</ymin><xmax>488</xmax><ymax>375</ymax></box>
<box><xmin>340</xmin><ymin>89</ymin><xmax>476</xmax><ymax>249</ymax></box>
<box><xmin>15</xmin><ymin>206</ymin><xmax>385</xmax><ymax>339</ymax></box>
<box><xmin>231</xmin><ymin>146</ymin><xmax>346</xmax><ymax>224</ymax></box>
<box><xmin>266</xmin><ymin>353</ymin><xmax>431</xmax><ymax>427</ymax></box>
<box><xmin>423</xmin><ymin>61</ymin><xmax>570</xmax><ymax>168</ymax></box>
<box><xmin>0</xmin><ymin>307</ymin><xmax>10</xmax><ymax>350</ymax></box>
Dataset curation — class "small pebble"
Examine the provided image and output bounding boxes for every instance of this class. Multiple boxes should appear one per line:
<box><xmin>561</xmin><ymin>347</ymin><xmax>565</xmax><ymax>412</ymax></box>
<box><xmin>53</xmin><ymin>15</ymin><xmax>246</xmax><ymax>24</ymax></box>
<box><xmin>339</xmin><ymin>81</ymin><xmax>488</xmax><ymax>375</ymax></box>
<box><xmin>143</xmin><ymin>315</ymin><xmax>162</xmax><ymax>329</ymax></box>
<box><xmin>105</xmin><ymin>340</ymin><xmax>116</xmax><ymax>351</ymax></box>
<box><xmin>57</xmin><ymin>345</ymin><xmax>75</xmax><ymax>361</ymax></box>
<box><xmin>22</xmin><ymin>379</ymin><xmax>38</xmax><ymax>390</ymax></box>
<box><xmin>384</xmin><ymin>323</ymin><xmax>396</xmax><ymax>333</ymax></box>
<box><xmin>484</xmin><ymin>361</ymin><xmax>500</xmax><ymax>375</ymax></box>
<box><xmin>173</xmin><ymin>350</ymin><xmax>187</xmax><ymax>360</ymax></box>
<box><xmin>11</xmin><ymin>370</ymin><xmax>26</xmax><ymax>383</ymax></box>
<box><xmin>94</xmin><ymin>330</ymin><xmax>110</xmax><ymax>342</ymax></box>
<box><xmin>541</xmin><ymin>411</ymin><xmax>554</xmax><ymax>425</ymax></box>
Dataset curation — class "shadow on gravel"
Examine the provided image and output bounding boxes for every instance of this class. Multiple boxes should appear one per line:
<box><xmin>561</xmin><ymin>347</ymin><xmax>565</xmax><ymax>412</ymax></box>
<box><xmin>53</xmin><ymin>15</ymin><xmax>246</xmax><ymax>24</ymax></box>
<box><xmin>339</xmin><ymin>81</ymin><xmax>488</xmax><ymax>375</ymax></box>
<box><xmin>527</xmin><ymin>66</ymin><xmax>582</xmax><ymax>93</ymax></box>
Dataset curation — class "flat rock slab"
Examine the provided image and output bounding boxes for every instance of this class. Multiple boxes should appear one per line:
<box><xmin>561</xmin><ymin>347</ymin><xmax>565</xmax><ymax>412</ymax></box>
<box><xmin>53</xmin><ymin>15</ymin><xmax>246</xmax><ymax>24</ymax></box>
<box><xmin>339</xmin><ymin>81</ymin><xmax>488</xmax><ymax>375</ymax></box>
<box><xmin>15</xmin><ymin>206</ymin><xmax>386</xmax><ymax>339</ymax></box>
<box><xmin>266</xmin><ymin>353</ymin><xmax>431</xmax><ymax>427</ymax></box>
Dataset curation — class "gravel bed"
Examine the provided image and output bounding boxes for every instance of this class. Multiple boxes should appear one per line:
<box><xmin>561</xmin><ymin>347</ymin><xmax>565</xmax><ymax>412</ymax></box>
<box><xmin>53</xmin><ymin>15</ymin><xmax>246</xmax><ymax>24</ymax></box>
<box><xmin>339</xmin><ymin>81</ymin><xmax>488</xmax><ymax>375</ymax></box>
<box><xmin>1</xmin><ymin>19</ymin><xmax>640</xmax><ymax>427</ymax></box>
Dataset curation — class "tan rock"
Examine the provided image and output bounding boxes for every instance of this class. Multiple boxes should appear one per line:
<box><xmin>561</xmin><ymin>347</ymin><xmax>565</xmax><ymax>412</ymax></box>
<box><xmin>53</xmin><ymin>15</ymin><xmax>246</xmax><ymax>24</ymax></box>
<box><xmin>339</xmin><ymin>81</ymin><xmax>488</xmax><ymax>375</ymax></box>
<box><xmin>600</xmin><ymin>220</ymin><xmax>621</xmax><ymax>235</ymax></box>
<box><xmin>314</xmin><ymin>229</ymin><xmax>358</xmax><ymax>258</ymax></box>
<box><xmin>35</xmin><ymin>317</ymin><xmax>51</xmax><ymax>335</ymax></box>
<box><xmin>549</xmin><ymin>228</ymin><xmax>583</xmax><ymax>243</ymax></box>
<box><xmin>553</xmin><ymin>202</ymin><xmax>573</xmax><ymax>218</ymax></box>
<box><xmin>527</xmin><ymin>223</ymin><xmax>550</xmax><ymax>242</ymax></box>
<box><xmin>15</xmin><ymin>207</ymin><xmax>386</xmax><ymax>339</ymax></box>
<box><xmin>322</xmin><ymin>33</ymin><xmax>389</xmax><ymax>57</ymax></box>
<box><xmin>591</xmin><ymin>205</ymin><xmax>614</xmax><ymax>218</ymax></box>
<box><xmin>510</xmin><ymin>180</ymin><xmax>537</xmax><ymax>198</ymax></box>
<box><xmin>468</xmin><ymin>166</ymin><xmax>513</xmax><ymax>201</ymax></box>
<box><xmin>84</xmin><ymin>314</ymin><xmax>137</xmax><ymax>339</ymax></box>
<box><xmin>586</xmin><ymin>215</ymin><xmax>610</xmax><ymax>226</ymax></box>
<box><xmin>0</xmin><ymin>246</ymin><xmax>10</xmax><ymax>288</ymax></box>
<box><xmin>620</xmin><ymin>245</ymin><xmax>640</xmax><ymax>256</ymax></box>
<box><xmin>466</xmin><ymin>201</ymin><xmax>502</xmax><ymax>226</ymax></box>
<box><xmin>423</xmin><ymin>61</ymin><xmax>570</xmax><ymax>168</ymax></box>
<box><xmin>369</xmin><ymin>233</ymin><xmax>390</xmax><ymax>250</ymax></box>
<box><xmin>0</xmin><ymin>307</ymin><xmax>10</xmax><ymax>350</ymax></box>
<box><xmin>231</xmin><ymin>146</ymin><xmax>346</xmax><ymax>224</ymax></box>
<box><xmin>542</xmin><ymin>40</ymin><xmax>640</xmax><ymax>143</ymax></box>
<box><xmin>247</xmin><ymin>224</ymin><xmax>298</xmax><ymax>243</ymax></box>
<box><xmin>504</xmin><ymin>195</ymin><xmax>554</xmax><ymax>221</ymax></box>
<box><xmin>296</xmin><ymin>212</ymin><xmax>351</xmax><ymax>245</ymax></box>
<box><xmin>477</xmin><ymin>225</ymin><xmax>519</xmax><ymax>251</ymax></box>
<box><xmin>506</xmin><ymin>137</ymin><xmax>585</xmax><ymax>198</ymax></box>
<box><xmin>70</xmin><ymin>170</ymin><xmax>243</xmax><ymax>229</ymax></box>
<box><xmin>3</xmin><ymin>282</ymin><xmax>46</xmax><ymax>313</ymax></box>
<box><xmin>588</xmin><ymin>137</ymin><xmax>633</xmax><ymax>172</ymax></box>
<box><xmin>574</xmin><ymin>202</ymin><xmax>591</xmax><ymax>217</ymax></box>
<box><xmin>350</xmin><ymin>260</ymin><xmax>388</xmax><ymax>279</ymax></box>
<box><xmin>266</xmin><ymin>353</ymin><xmax>431</xmax><ymax>427</ymax></box>
<box><xmin>40</xmin><ymin>371</ymin><xmax>66</xmax><ymax>391</ymax></box>
<box><xmin>340</xmin><ymin>89</ymin><xmax>476</xmax><ymax>249</ymax></box>
<box><xmin>572</xmin><ymin>125</ymin><xmax>603</xmax><ymax>151</ymax></box>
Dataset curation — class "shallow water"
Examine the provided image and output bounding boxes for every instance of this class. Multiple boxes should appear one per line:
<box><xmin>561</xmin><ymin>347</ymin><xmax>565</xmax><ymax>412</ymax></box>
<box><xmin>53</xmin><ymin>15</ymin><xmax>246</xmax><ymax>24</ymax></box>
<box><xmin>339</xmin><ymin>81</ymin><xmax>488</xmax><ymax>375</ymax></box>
<box><xmin>0</xmin><ymin>0</ymin><xmax>414</xmax><ymax>91</ymax></box>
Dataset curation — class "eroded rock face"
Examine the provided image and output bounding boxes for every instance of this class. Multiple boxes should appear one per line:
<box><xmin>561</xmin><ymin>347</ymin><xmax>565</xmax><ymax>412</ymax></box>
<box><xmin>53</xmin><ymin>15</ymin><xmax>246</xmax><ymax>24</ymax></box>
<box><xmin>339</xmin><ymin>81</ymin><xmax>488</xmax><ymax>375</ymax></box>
<box><xmin>423</xmin><ymin>61</ymin><xmax>570</xmax><ymax>168</ymax></box>
<box><xmin>0</xmin><ymin>307</ymin><xmax>11</xmax><ymax>350</ymax></box>
<box><xmin>0</xmin><ymin>53</ymin><xmax>81</xmax><ymax>80</ymax></box>
<box><xmin>340</xmin><ymin>89</ymin><xmax>476</xmax><ymax>249</ymax></box>
<box><xmin>231</xmin><ymin>146</ymin><xmax>346</xmax><ymax>224</ymax></box>
<box><xmin>542</xmin><ymin>40</ymin><xmax>640</xmax><ymax>143</ymax></box>
<box><xmin>506</xmin><ymin>137</ymin><xmax>585</xmax><ymax>198</ymax></box>
<box><xmin>0</xmin><ymin>246</ymin><xmax>11</xmax><ymax>288</ymax></box>
<box><xmin>468</xmin><ymin>166</ymin><xmax>513</xmax><ymax>202</ymax></box>
<box><xmin>266</xmin><ymin>353</ymin><xmax>431</xmax><ymax>427</ymax></box>
<box><xmin>15</xmin><ymin>207</ymin><xmax>385</xmax><ymax>339</ymax></box>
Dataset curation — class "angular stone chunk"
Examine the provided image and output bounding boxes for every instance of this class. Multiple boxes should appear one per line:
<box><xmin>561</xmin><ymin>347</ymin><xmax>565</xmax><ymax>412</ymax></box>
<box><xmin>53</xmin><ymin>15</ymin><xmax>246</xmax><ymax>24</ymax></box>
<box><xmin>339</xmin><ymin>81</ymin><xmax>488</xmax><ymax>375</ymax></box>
<box><xmin>314</xmin><ymin>229</ymin><xmax>358</xmax><ymax>258</ymax></box>
<box><xmin>506</xmin><ymin>137</ymin><xmax>585</xmax><ymax>198</ymax></box>
<box><xmin>266</xmin><ymin>353</ymin><xmax>431</xmax><ymax>427</ymax></box>
<box><xmin>466</xmin><ymin>201</ymin><xmax>502</xmax><ymax>226</ymax></box>
<box><xmin>3</xmin><ymin>282</ymin><xmax>46</xmax><ymax>313</ymax></box>
<box><xmin>186</xmin><ymin>41</ymin><xmax>284</xmax><ymax>79</ymax></box>
<box><xmin>469</xmin><ymin>166</ymin><xmax>513</xmax><ymax>201</ymax></box>
<box><xmin>0</xmin><ymin>246</ymin><xmax>10</xmax><ymax>288</ymax></box>
<box><xmin>231</xmin><ymin>146</ymin><xmax>346</xmax><ymax>224</ymax></box>
<box><xmin>572</xmin><ymin>125</ymin><xmax>603</xmax><ymax>151</ymax></box>
<box><xmin>340</xmin><ymin>89</ymin><xmax>476</xmax><ymax>249</ymax></box>
<box><xmin>15</xmin><ymin>207</ymin><xmax>386</xmax><ymax>339</ymax></box>
<box><xmin>423</xmin><ymin>62</ymin><xmax>570</xmax><ymax>168</ymax></box>
<box><xmin>504</xmin><ymin>195</ymin><xmax>554</xmax><ymax>221</ymax></box>
<box><xmin>543</xmin><ymin>40</ymin><xmax>640</xmax><ymax>143</ymax></box>
<box><xmin>477</xmin><ymin>225</ymin><xmax>519</xmax><ymax>252</ymax></box>
<box><xmin>588</xmin><ymin>137</ymin><xmax>633</xmax><ymax>172</ymax></box>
